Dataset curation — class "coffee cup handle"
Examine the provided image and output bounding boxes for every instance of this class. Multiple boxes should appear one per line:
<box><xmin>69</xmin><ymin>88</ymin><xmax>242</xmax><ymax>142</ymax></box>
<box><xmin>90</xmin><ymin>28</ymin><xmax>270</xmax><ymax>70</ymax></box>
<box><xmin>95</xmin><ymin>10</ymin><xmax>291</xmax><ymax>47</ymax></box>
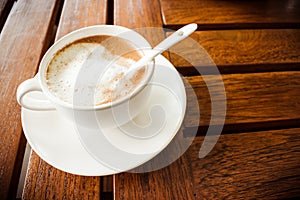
<box><xmin>17</xmin><ymin>75</ymin><xmax>55</xmax><ymax>110</ymax></box>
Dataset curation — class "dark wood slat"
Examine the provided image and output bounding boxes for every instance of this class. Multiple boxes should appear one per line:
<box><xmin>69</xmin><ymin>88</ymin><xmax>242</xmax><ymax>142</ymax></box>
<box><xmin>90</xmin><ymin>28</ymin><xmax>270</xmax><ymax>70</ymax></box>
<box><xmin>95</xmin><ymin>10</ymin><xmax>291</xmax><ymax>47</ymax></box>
<box><xmin>160</xmin><ymin>0</ymin><xmax>300</xmax><ymax>30</ymax></box>
<box><xmin>101</xmin><ymin>175</ymin><xmax>113</xmax><ymax>197</ymax></box>
<box><xmin>115</xmin><ymin>128</ymin><xmax>300</xmax><ymax>199</ymax></box>
<box><xmin>22</xmin><ymin>0</ymin><xmax>107</xmax><ymax>199</ymax></box>
<box><xmin>0</xmin><ymin>0</ymin><xmax>61</xmax><ymax>199</ymax></box>
<box><xmin>0</xmin><ymin>0</ymin><xmax>15</xmax><ymax>32</ymax></box>
<box><xmin>114</xmin><ymin>0</ymin><xmax>169</xmax><ymax>58</ymax></box>
<box><xmin>184</xmin><ymin>72</ymin><xmax>300</xmax><ymax>130</ymax></box>
<box><xmin>168</xmin><ymin>29</ymin><xmax>300</xmax><ymax>75</ymax></box>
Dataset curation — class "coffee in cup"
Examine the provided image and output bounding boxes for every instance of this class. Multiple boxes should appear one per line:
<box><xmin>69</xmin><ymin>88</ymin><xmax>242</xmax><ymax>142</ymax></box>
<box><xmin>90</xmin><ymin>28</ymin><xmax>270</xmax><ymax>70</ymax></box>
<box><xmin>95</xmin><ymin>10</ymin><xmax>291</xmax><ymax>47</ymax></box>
<box><xmin>46</xmin><ymin>35</ymin><xmax>146</xmax><ymax>106</ymax></box>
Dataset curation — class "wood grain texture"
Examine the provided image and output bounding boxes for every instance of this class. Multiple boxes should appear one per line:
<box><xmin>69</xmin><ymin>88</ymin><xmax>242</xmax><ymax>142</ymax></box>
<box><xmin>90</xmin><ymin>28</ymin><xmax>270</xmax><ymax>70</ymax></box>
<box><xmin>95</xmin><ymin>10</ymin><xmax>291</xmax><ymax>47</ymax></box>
<box><xmin>184</xmin><ymin>72</ymin><xmax>300</xmax><ymax>129</ymax></box>
<box><xmin>114</xmin><ymin>0</ymin><xmax>163</xmax><ymax>28</ymax></box>
<box><xmin>160</xmin><ymin>0</ymin><xmax>300</xmax><ymax>30</ymax></box>
<box><xmin>22</xmin><ymin>0</ymin><xmax>108</xmax><ymax>199</ymax></box>
<box><xmin>55</xmin><ymin>0</ymin><xmax>107</xmax><ymax>40</ymax></box>
<box><xmin>115</xmin><ymin>130</ymin><xmax>195</xmax><ymax>200</ymax></box>
<box><xmin>168</xmin><ymin>29</ymin><xmax>300</xmax><ymax>75</ymax></box>
<box><xmin>189</xmin><ymin>128</ymin><xmax>300</xmax><ymax>199</ymax></box>
<box><xmin>0</xmin><ymin>0</ymin><xmax>60</xmax><ymax>199</ymax></box>
<box><xmin>114</xmin><ymin>0</ymin><xmax>168</xmax><ymax>56</ymax></box>
<box><xmin>115</xmin><ymin>128</ymin><xmax>300</xmax><ymax>199</ymax></box>
<box><xmin>22</xmin><ymin>152</ymin><xmax>100</xmax><ymax>200</ymax></box>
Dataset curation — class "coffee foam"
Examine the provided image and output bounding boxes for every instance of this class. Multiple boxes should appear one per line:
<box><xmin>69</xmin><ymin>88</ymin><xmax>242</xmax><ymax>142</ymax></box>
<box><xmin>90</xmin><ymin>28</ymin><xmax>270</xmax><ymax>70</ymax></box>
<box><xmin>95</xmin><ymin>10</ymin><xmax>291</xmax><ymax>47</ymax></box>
<box><xmin>46</xmin><ymin>36</ymin><xmax>145</xmax><ymax>106</ymax></box>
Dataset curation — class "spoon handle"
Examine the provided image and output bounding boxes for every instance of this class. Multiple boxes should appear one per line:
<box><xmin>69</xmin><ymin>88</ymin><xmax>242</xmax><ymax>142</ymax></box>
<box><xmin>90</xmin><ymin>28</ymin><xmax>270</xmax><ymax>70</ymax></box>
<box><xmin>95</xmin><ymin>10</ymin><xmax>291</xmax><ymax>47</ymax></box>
<box><xmin>151</xmin><ymin>23</ymin><xmax>198</xmax><ymax>57</ymax></box>
<box><xmin>127</xmin><ymin>23</ymin><xmax>198</xmax><ymax>76</ymax></box>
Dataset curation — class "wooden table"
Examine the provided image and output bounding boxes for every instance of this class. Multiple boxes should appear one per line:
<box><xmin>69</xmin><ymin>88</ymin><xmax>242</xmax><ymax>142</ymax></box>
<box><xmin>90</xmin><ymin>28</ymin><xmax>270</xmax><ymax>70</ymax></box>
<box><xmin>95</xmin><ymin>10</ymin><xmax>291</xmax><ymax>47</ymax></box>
<box><xmin>0</xmin><ymin>0</ymin><xmax>299</xmax><ymax>199</ymax></box>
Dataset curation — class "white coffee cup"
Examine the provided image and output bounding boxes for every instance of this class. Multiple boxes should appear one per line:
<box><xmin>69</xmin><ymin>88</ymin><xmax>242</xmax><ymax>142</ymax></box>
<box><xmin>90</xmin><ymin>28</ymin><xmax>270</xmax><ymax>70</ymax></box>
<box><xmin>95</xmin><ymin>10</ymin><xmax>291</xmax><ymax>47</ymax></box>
<box><xmin>17</xmin><ymin>25</ymin><xmax>155</xmax><ymax>129</ymax></box>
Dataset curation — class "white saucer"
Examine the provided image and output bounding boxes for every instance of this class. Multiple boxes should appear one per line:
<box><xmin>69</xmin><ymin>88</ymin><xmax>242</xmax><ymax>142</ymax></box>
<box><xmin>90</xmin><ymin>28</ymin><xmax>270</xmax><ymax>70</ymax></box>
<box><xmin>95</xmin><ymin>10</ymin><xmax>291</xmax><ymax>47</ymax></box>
<box><xmin>21</xmin><ymin>55</ymin><xmax>186</xmax><ymax>175</ymax></box>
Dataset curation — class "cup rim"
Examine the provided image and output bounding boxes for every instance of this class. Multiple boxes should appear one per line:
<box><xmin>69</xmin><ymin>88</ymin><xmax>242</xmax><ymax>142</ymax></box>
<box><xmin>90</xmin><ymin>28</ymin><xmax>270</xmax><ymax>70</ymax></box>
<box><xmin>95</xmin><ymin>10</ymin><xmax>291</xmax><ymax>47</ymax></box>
<box><xmin>38</xmin><ymin>25</ymin><xmax>155</xmax><ymax>111</ymax></box>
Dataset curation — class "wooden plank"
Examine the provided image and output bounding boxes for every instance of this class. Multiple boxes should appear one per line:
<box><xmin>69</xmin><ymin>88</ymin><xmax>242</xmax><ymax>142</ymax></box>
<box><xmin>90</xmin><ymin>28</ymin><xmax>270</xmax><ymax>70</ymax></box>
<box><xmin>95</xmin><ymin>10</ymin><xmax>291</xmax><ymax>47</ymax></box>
<box><xmin>55</xmin><ymin>0</ymin><xmax>107</xmax><ymax>40</ymax></box>
<box><xmin>0</xmin><ymin>0</ymin><xmax>14</xmax><ymax>32</ymax></box>
<box><xmin>0</xmin><ymin>0</ymin><xmax>61</xmax><ymax>199</ymax></box>
<box><xmin>114</xmin><ymin>130</ymin><xmax>195</xmax><ymax>199</ymax></box>
<box><xmin>22</xmin><ymin>152</ymin><xmax>100</xmax><ymax>200</ymax></box>
<box><xmin>189</xmin><ymin>128</ymin><xmax>300</xmax><ymax>199</ymax></box>
<box><xmin>22</xmin><ymin>0</ymin><xmax>107</xmax><ymax>199</ymax></box>
<box><xmin>168</xmin><ymin>29</ymin><xmax>300</xmax><ymax>75</ymax></box>
<box><xmin>115</xmin><ymin>128</ymin><xmax>300</xmax><ymax>199</ymax></box>
<box><xmin>114</xmin><ymin>0</ymin><xmax>163</xmax><ymax>27</ymax></box>
<box><xmin>183</xmin><ymin>72</ymin><xmax>300</xmax><ymax>130</ymax></box>
<box><xmin>160</xmin><ymin>0</ymin><xmax>300</xmax><ymax>30</ymax></box>
<box><xmin>114</xmin><ymin>0</ymin><xmax>168</xmax><ymax>57</ymax></box>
